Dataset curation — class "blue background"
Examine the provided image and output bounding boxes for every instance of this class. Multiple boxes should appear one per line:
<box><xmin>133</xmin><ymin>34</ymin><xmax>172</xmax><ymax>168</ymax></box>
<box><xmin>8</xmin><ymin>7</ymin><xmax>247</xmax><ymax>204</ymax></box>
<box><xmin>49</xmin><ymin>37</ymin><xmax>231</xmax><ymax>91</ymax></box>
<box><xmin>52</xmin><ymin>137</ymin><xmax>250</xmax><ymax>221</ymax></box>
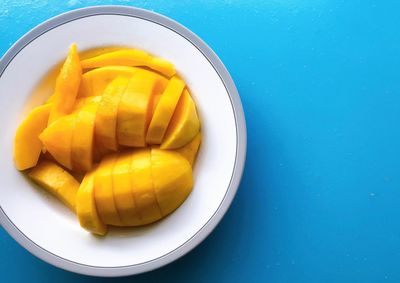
<box><xmin>1</xmin><ymin>1</ymin><xmax>400</xmax><ymax>282</ymax></box>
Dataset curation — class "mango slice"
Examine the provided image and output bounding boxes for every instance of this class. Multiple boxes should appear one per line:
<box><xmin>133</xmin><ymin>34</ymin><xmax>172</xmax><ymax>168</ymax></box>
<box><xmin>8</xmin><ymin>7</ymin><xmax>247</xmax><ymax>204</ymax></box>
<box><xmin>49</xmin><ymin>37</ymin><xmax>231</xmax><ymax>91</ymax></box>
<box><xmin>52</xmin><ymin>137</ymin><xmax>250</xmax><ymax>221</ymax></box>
<box><xmin>14</xmin><ymin>104</ymin><xmax>51</xmax><ymax>170</ymax></box>
<box><xmin>71</xmin><ymin>101</ymin><xmax>98</xmax><ymax>172</ymax></box>
<box><xmin>73</xmin><ymin>96</ymin><xmax>102</xmax><ymax>111</ymax></box>
<box><xmin>80</xmin><ymin>49</ymin><xmax>175</xmax><ymax>78</ymax></box>
<box><xmin>112</xmin><ymin>152</ymin><xmax>141</xmax><ymax>226</ymax></box>
<box><xmin>117</xmin><ymin>72</ymin><xmax>157</xmax><ymax>147</ymax></box>
<box><xmin>173</xmin><ymin>132</ymin><xmax>202</xmax><ymax>166</ymax></box>
<box><xmin>78</xmin><ymin>66</ymin><xmax>138</xmax><ymax>98</ymax></box>
<box><xmin>149</xmin><ymin>57</ymin><xmax>176</xmax><ymax>78</ymax></box>
<box><xmin>160</xmin><ymin>90</ymin><xmax>200</xmax><ymax>149</ymax></box>
<box><xmin>76</xmin><ymin>170</ymin><xmax>108</xmax><ymax>235</ymax></box>
<box><xmin>39</xmin><ymin>114</ymin><xmax>76</xmax><ymax>170</ymax></box>
<box><xmin>94</xmin><ymin>154</ymin><xmax>122</xmax><ymax>226</ymax></box>
<box><xmin>28</xmin><ymin>160</ymin><xmax>79</xmax><ymax>210</ymax></box>
<box><xmin>81</xmin><ymin>49</ymin><xmax>151</xmax><ymax>69</ymax></box>
<box><xmin>78</xmin><ymin>66</ymin><xmax>168</xmax><ymax>98</ymax></box>
<box><xmin>146</xmin><ymin>77</ymin><xmax>185</xmax><ymax>144</ymax></box>
<box><xmin>151</xmin><ymin>149</ymin><xmax>193</xmax><ymax>216</ymax></box>
<box><xmin>48</xmin><ymin>43</ymin><xmax>82</xmax><ymax>124</ymax></box>
<box><xmin>95</xmin><ymin>76</ymin><xmax>129</xmax><ymax>151</ymax></box>
<box><xmin>130</xmin><ymin>149</ymin><xmax>163</xmax><ymax>225</ymax></box>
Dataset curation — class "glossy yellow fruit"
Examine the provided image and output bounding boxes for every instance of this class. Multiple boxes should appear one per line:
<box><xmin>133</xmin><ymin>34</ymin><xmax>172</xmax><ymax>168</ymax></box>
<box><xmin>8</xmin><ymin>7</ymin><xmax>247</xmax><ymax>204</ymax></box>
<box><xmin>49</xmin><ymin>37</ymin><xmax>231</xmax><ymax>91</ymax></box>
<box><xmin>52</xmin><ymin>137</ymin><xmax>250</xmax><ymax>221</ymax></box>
<box><xmin>130</xmin><ymin>149</ymin><xmax>163</xmax><ymax>225</ymax></box>
<box><xmin>76</xmin><ymin>170</ymin><xmax>108</xmax><ymax>235</ymax></box>
<box><xmin>151</xmin><ymin>149</ymin><xmax>193</xmax><ymax>216</ymax></box>
<box><xmin>81</xmin><ymin>49</ymin><xmax>151</xmax><ymax>68</ymax></box>
<box><xmin>14</xmin><ymin>44</ymin><xmax>203</xmax><ymax>236</ymax></box>
<box><xmin>14</xmin><ymin>104</ymin><xmax>51</xmax><ymax>170</ymax></box>
<box><xmin>39</xmin><ymin>114</ymin><xmax>76</xmax><ymax>170</ymax></box>
<box><xmin>79</xmin><ymin>66</ymin><xmax>169</xmax><ymax>98</ymax></box>
<box><xmin>71</xmin><ymin>101</ymin><xmax>98</xmax><ymax>172</ymax></box>
<box><xmin>161</xmin><ymin>90</ymin><xmax>200</xmax><ymax>149</ymax></box>
<box><xmin>117</xmin><ymin>72</ymin><xmax>157</xmax><ymax>147</ymax></box>
<box><xmin>28</xmin><ymin>160</ymin><xmax>79</xmax><ymax>210</ymax></box>
<box><xmin>94</xmin><ymin>154</ymin><xmax>122</xmax><ymax>226</ymax></box>
<box><xmin>146</xmin><ymin>77</ymin><xmax>185</xmax><ymax>144</ymax></box>
<box><xmin>78</xmin><ymin>66</ymin><xmax>138</xmax><ymax>97</ymax></box>
<box><xmin>149</xmin><ymin>57</ymin><xmax>176</xmax><ymax>78</ymax></box>
<box><xmin>112</xmin><ymin>152</ymin><xmax>141</xmax><ymax>226</ymax></box>
<box><xmin>48</xmin><ymin>43</ymin><xmax>82</xmax><ymax>124</ymax></box>
<box><xmin>95</xmin><ymin>76</ymin><xmax>129</xmax><ymax>151</ymax></box>
<box><xmin>80</xmin><ymin>49</ymin><xmax>175</xmax><ymax>78</ymax></box>
<box><xmin>73</xmin><ymin>96</ymin><xmax>102</xmax><ymax>111</ymax></box>
<box><xmin>173</xmin><ymin>132</ymin><xmax>202</xmax><ymax>166</ymax></box>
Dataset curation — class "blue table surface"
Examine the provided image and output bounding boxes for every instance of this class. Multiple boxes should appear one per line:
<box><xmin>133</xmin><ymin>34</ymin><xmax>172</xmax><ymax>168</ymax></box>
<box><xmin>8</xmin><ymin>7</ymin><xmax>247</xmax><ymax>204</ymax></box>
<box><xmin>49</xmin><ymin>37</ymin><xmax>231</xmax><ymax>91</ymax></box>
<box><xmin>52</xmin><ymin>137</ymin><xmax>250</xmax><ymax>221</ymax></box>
<box><xmin>2</xmin><ymin>1</ymin><xmax>400</xmax><ymax>282</ymax></box>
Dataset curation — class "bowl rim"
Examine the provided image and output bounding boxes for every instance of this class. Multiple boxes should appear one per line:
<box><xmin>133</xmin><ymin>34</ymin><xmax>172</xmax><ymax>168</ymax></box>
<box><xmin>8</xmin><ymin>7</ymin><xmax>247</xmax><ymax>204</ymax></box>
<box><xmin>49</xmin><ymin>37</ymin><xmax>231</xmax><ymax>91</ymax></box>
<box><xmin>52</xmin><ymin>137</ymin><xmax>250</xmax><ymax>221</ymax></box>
<box><xmin>0</xmin><ymin>5</ymin><xmax>247</xmax><ymax>277</ymax></box>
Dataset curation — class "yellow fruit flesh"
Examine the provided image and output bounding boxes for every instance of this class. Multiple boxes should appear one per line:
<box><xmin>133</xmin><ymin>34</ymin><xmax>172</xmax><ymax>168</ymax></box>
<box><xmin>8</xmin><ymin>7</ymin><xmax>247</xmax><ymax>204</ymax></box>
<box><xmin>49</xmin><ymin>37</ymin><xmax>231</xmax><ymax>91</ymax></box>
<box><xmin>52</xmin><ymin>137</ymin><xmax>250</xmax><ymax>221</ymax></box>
<box><xmin>150</xmin><ymin>149</ymin><xmax>193</xmax><ymax>216</ymax></box>
<box><xmin>73</xmin><ymin>96</ymin><xmax>102</xmax><ymax>111</ymax></box>
<box><xmin>130</xmin><ymin>149</ymin><xmax>163</xmax><ymax>225</ymax></box>
<box><xmin>161</xmin><ymin>90</ymin><xmax>200</xmax><ymax>149</ymax></box>
<box><xmin>117</xmin><ymin>72</ymin><xmax>157</xmax><ymax>147</ymax></box>
<box><xmin>76</xmin><ymin>170</ymin><xmax>108</xmax><ymax>235</ymax></box>
<box><xmin>95</xmin><ymin>76</ymin><xmax>129</xmax><ymax>151</ymax></box>
<box><xmin>94</xmin><ymin>154</ymin><xmax>122</xmax><ymax>226</ymax></box>
<box><xmin>112</xmin><ymin>152</ymin><xmax>142</xmax><ymax>226</ymax></box>
<box><xmin>146</xmin><ymin>77</ymin><xmax>185</xmax><ymax>144</ymax></box>
<box><xmin>28</xmin><ymin>160</ymin><xmax>79</xmax><ymax>210</ymax></box>
<box><xmin>81</xmin><ymin>49</ymin><xmax>151</xmax><ymax>69</ymax></box>
<box><xmin>39</xmin><ymin>114</ymin><xmax>76</xmax><ymax>170</ymax></box>
<box><xmin>78</xmin><ymin>66</ymin><xmax>138</xmax><ymax>98</ymax></box>
<box><xmin>48</xmin><ymin>43</ymin><xmax>82</xmax><ymax>124</ymax></box>
<box><xmin>71</xmin><ymin>102</ymin><xmax>98</xmax><ymax>173</ymax></box>
<box><xmin>15</xmin><ymin>45</ymin><xmax>201</xmax><ymax>235</ymax></box>
<box><xmin>149</xmin><ymin>57</ymin><xmax>176</xmax><ymax>78</ymax></box>
<box><xmin>14</xmin><ymin>104</ymin><xmax>51</xmax><ymax>170</ymax></box>
<box><xmin>80</xmin><ymin>49</ymin><xmax>175</xmax><ymax>78</ymax></box>
<box><xmin>173</xmin><ymin>132</ymin><xmax>202</xmax><ymax>166</ymax></box>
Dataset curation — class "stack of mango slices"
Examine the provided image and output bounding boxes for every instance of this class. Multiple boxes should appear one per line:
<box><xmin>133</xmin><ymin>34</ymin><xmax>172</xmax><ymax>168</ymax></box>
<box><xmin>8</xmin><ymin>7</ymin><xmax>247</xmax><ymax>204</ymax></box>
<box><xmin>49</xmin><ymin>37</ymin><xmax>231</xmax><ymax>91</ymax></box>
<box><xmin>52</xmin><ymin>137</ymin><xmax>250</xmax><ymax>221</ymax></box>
<box><xmin>13</xmin><ymin>44</ymin><xmax>201</xmax><ymax>236</ymax></box>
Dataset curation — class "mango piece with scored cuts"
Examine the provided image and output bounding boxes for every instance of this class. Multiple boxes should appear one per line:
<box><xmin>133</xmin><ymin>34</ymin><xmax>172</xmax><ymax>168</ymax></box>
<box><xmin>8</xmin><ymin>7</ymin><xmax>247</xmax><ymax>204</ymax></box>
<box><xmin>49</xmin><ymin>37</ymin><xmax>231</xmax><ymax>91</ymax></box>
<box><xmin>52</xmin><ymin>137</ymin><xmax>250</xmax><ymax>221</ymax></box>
<box><xmin>160</xmin><ymin>90</ymin><xmax>200</xmax><ymax>149</ymax></box>
<box><xmin>146</xmin><ymin>76</ymin><xmax>185</xmax><ymax>144</ymax></box>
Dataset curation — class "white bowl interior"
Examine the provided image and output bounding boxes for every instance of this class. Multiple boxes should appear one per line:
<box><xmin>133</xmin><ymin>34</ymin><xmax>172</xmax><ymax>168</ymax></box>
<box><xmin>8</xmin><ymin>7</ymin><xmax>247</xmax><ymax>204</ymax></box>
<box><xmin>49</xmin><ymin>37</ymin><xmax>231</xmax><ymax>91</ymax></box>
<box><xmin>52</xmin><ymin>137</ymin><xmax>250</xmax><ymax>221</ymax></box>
<box><xmin>0</xmin><ymin>14</ymin><xmax>237</xmax><ymax>267</ymax></box>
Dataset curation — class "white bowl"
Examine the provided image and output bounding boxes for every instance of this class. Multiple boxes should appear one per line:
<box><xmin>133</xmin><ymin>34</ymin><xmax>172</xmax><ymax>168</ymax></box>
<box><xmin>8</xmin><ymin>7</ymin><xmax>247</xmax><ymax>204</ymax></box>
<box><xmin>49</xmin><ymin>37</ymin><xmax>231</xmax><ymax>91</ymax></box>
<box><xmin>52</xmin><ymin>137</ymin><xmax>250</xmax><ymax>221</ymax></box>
<box><xmin>0</xmin><ymin>6</ymin><xmax>246</xmax><ymax>277</ymax></box>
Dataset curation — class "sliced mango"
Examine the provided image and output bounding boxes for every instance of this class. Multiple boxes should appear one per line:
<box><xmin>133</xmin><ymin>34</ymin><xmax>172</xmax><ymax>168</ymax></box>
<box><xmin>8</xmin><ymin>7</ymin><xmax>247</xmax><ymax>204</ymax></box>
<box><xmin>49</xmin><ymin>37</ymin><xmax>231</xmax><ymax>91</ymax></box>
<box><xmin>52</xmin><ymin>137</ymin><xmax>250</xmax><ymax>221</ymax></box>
<box><xmin>71</xmin><ymin>101</ymin><xmax>98</xmax><ymax>173</ymax></box>
<box><xmin>39</xmin><ymin>114</ymin><xmax>76</xmax><ymax>170</ymax></box>
<box><xmin>173</xmin><ymin>132</ymin><xmax>202</xmax><ymax>166</ymax></box>
<box><xmin>80</xmin><ymin>49</ymin><xmax>175</xmax><ymax>78</ymax></box>
<box><xmin>48</xmin><ymin>43</ymin><xmax>82</xmax><ymax>124</ymax></box>
<box><xmin>78</xmin><ymin>66</ymin><xmax>138</xmax><ymax>98</ymax></box>
<box><xmin>116</xmin><ymin>72</ymin><xmax>157</xmax><ymax>147</ymax></box>
<box><xmin>14</xmin><ymin>104</ymin><xmax>51</xmax><ymax>170</ymax></box>
<box><xmin>112</xmin><ymin>152</ymin><xmax>142</xmax><ymax>226</ymax></box>
<box><xmin>94</xmin><ymin>154</ymin><xmax>122</xmax><ymax>226</ymax></box>
<box><xmin>130</xmin><ymin>149</ymin><xmax>163</xmax><ymax>225</ymax></box>
<box><xmin>149</xmin><ymin>57</ymin><xmax>176</xmax><ymax>78</ymax></box>
<box><xmin>148</xmin><ymin>93</ymin><xmax>162</xmax><ymax>121</ymax></box>
<box><xmin>146</xmin><ymin>77</ymin><xmax>185</xmax><ymax>144</ymax></box>
<box><xmin>78</xmin><ymin>66</ymin><xmax>168</xmax><ymax>98</ymax></box>
<box><xmin>94</xmin><ymin>76</ymin><xmax>129</xmax><ymax>151</ymax></box>
<box><xmin>76</xmin><ymin>170</ymin><xmax>108</xmax><ymax>235</ymax></box>
<box><xmin>81</xmin><ymin>49</ymin><xmax>151</xmax><ymax>69</ymax></box>
<box><xmin>28</xmin><ymin>160</ymin><xmax>79</xmax><ymax>210</ymax></box>
<box><xmin>150</xmin><ymin>149</ymin><xmax>193</xmax><ymax>216</ymax></box>
<box><xmin>160</xmin><ymin>90</ymin><xmax>200</xmax><ymax>149</ymax></box>
<box><xmin>73</xmin><ymin>96</ymin><xmax>101</xmax><ymax>111</ymax></box>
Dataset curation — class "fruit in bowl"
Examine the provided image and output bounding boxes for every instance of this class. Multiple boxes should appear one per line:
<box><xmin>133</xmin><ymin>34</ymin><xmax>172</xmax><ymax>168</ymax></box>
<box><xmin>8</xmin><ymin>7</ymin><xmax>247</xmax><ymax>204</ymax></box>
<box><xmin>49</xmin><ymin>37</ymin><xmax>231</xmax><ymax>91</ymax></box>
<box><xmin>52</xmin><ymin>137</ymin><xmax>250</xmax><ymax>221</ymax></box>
<box><xmin>13</xmin><ymin>43</ymin><xmax>201</xmax><ymax>236</ymax></box>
